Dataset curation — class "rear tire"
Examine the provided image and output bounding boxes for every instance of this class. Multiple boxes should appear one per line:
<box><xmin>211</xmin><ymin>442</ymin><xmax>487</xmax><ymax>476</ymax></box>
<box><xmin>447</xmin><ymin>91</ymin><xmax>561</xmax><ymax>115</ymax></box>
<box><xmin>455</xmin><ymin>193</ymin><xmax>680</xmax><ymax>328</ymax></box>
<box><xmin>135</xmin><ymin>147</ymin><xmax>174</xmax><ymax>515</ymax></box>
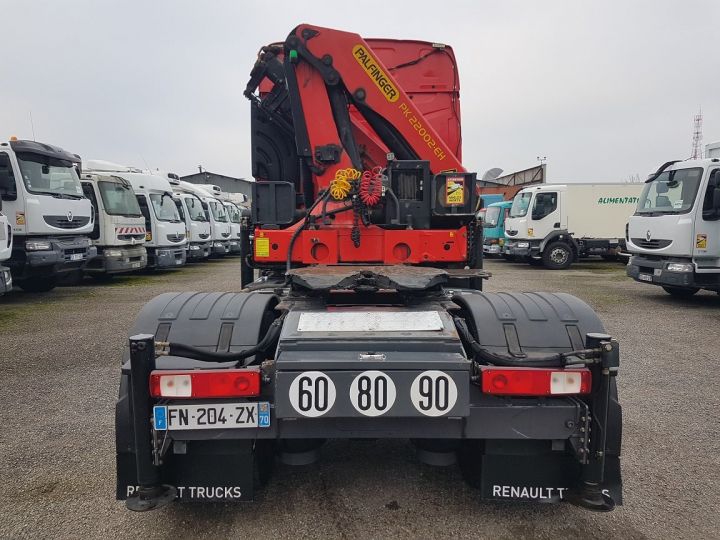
<box><xmin>542</xmin><ymin>242</ymin><xmax>573</xmax><ymax>270</ymax></box>
<box><xmin>662</xmin><ymin>286</ymin><xmax>699</xmax><ymax>297</ymax></box>
<box><xmin>18</xmin><ymin>276</ymin><xmax>58</xmax><ymax>292</ymax></box>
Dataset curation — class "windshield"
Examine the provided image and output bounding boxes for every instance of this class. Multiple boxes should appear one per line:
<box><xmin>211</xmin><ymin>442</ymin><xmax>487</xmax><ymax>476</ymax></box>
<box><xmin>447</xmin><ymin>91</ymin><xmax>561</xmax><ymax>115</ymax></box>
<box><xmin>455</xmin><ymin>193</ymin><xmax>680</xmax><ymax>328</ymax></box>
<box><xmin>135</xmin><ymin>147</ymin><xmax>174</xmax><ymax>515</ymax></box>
<box><xmin>510</xmin><ymin>192</ymin><xmax>532</xmax><ymax>217</ymax></box>
<box><xmin>225</xmin><ymin>203</ymin><xmax>241</xmax><ymax>223</ymax></box>
<box><xmin>210</xmin><ymin>201</ymin><xmax>228</xmax><ymax>222</ymax></box>
<box><xmin>636</xmin><ymin>168</ymin><xmax>703</xmax><ymax>215</ymax></box>
<box><xmin>16</xmin><ymin>152</ymin><xmax>83</xmax><ymax>198</ymax></box>
<box><xmin>173</xmin><ymin>198</ymin><xmax>186</xmax><ymax>222</ymax></box>
<box><xmin>484</xmin><ymin>206</ymin><xmax>502</xmax><ymax>227</ymax></box>
<box><xmin>149</xmin><ymin>193</ymin><xmax>181</xmax><ymax>222</ymax></box>
<box><xmin>98</xmin><ymin>180</ymin><xmax>142</xmax><ymax>217</ymax></box>
<box><xmin>184</xmin><ymin>196</ymin><xmax>207</xmax><ymax>222</ymax></box>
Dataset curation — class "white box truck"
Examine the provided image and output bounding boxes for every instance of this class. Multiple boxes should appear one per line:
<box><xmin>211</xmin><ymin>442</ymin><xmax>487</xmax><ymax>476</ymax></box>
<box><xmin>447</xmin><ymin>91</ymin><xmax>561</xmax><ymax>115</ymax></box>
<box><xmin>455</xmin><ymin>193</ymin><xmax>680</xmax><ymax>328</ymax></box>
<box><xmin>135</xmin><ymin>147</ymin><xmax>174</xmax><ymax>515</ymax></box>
<box><xmin>626</xmin><ymin>157</ymin><xmax>720</xmax><ymax>296</ymax></box>
<box><xmin>504</xmin><ymin>183</ymin><xmax>644</xmax><ymax>269</ymax></box>
<box><xmin>0</xmin><ymin>208</ymin><xmax>12</xmax><ymax>294</ymax></box>
<box><xmin>0</xmin><ymin>138</ymin><xmax>97</xmax><ymax>291</ymax></box>
<box><xmin>84</xmin><ymin>161</ymin><xmax>187</xmax><ymax>269</ymax></box>
<box><xmin>79</xmin><ymin>172</ymin><xmax>148</xmax><ymax>277</ymax></box>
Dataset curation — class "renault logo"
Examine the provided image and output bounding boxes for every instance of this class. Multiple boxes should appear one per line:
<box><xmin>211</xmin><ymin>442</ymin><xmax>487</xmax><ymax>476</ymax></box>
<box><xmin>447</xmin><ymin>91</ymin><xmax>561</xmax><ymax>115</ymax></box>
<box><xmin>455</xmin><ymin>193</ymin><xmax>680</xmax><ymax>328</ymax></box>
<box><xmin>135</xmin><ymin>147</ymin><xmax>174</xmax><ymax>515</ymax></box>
<box><xmin>646</xmin><ymin>230</ymin><xmax>651</xmax><ymax>241</ymax></box>
<box><xmin>67</xmin><ymin>211</ymin><xmax>73</xmax><ymax>222</ymax></box>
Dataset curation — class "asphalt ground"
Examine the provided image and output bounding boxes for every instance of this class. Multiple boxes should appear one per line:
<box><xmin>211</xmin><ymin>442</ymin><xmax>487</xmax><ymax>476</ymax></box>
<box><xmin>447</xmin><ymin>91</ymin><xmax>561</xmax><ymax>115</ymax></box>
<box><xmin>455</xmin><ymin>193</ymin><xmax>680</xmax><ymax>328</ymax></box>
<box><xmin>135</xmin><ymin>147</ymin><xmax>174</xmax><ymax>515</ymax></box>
<box><xmin>0</xmin><ymin>257</ymin><xmax>718</xmax><ymax>539</ymax></box>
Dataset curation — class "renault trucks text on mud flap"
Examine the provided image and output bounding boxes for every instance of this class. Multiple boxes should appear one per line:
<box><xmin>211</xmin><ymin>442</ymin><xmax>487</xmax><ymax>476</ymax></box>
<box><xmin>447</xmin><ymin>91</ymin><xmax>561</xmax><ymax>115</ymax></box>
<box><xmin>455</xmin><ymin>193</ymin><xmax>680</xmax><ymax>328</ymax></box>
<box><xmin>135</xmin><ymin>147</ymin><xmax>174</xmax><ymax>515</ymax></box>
<box><xmin>0</xmin><ymin>139</ymin><xmax>97</xmax><ymax>292</ymax></box>
<box><xmin>0</xmin><ymin>207</ymin><xmax>12</xmax><ymax>294</ymax></box>
<box><xmin>116</xmin><ymin>24</ymin><xmax>623</xmax><ymax>513</ymax></box>
<box><xmin>84</xmin><ymin>162</ymin><xmax>187</xmax><ymax>270</ymax></box>
<box><xmin>626</xmin><ymin>157</ymin><xmax>720</xmax><ymax>296</ymax></box>
<box><xmin>80</xmin><ymin>173</ymin><xmax>147</xmax><ymax>277</ymax></box>
<box><xmin>504</xmin><ymin>183</ymin><xmax>643</xmax><ymax>269</ymax></box>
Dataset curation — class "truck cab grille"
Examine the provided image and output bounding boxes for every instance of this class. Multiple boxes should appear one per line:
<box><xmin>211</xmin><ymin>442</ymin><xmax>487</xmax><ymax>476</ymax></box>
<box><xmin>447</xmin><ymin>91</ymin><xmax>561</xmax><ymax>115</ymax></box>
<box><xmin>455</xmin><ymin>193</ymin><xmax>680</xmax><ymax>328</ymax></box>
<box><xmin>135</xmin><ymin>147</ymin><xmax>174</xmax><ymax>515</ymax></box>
<box><xmin>44</xmin><ymin>215</ymin><xmax>90</xmax><ymax>229</ymax></box>
<box><xmin>631</xmin><ymin>238</ymin><xmax>671</xmax><ymax>249</ymax></box>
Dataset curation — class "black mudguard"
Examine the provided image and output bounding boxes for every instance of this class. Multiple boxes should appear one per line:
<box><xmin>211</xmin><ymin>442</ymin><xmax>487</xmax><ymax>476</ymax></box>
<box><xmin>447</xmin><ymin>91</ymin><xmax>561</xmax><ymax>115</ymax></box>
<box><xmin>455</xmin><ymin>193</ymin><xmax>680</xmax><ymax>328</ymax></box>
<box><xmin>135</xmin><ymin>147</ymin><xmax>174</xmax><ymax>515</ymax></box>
<box><xmin>115</xmin><ymin>291</ymin><xmax>278</xmax><ymax>501</ymax></box>
<box><xmin>453</xmin><ymin>291</ymin><xmax>623</xmax><ymax>504</ymax></box>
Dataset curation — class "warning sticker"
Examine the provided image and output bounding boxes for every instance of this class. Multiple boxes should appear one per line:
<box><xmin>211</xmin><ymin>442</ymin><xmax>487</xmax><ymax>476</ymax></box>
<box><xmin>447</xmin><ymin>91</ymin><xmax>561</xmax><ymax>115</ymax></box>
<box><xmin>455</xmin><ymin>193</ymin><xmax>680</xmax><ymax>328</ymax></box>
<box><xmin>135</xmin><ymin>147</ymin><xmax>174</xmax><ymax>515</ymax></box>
<box><xmin>445</xmin><ymin>177</ymin><xmax>465</xmax><ymax>206</ymax></box>
<box><xmin>16</xmin><ymin>212</ymin><xmax>25</xmax><ymax>226</ymax></box>
<box><xmin>696</xmin><ymin>234</ymin><xmax>707</xmax><ymax>249</ymax></box>
<box><xmin>255</xmin><ymin>237</ymin><xmax>270</xmax><ymax>258</ymax></box>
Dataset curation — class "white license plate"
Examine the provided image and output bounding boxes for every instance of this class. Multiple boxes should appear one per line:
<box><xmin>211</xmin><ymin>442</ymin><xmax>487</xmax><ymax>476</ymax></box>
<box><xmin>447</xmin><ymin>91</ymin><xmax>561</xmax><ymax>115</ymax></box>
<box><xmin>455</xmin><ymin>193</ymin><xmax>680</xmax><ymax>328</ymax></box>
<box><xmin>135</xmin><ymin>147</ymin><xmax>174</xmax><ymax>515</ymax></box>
<box><xmin>638</xmin><ymin>273</ymin><xmax>653</xmax><ymax>282</ymax></box>
<box><xmin>69</xmin><ymin>253</ymin><xmax>83</xmax><ymax>261</ymax></box>
<box><xmin>175</xmin><ymin>259</ymin><xmax>183</xmax><ymax>265</ymax></box>
<box><xmin>153</xmin><ymin>402</ymin><xmax>270</xmax><ymax>431</ymax></box>
<box><xmin>131</xmin><ymin>262</ymin><xmax>141</xmax><ymax>268</ymax></box>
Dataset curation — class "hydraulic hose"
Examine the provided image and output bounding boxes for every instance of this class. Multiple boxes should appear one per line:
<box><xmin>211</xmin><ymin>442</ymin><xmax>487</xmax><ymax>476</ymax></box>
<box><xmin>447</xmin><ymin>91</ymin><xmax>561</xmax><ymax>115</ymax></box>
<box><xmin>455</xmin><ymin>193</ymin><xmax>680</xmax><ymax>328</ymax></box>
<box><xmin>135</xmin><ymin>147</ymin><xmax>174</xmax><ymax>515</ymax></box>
<box><xmin>385</xmin><ymin>188</ymin><xmax>400</xmax><ymax>224</ymax></box>
<box><xmin>156</xmin><ymin>315</ymin><xmax>285</xmax><ymax>367</ymax></box>
<box><xmin>453</xmin><ymin>317</ymin><xmax>600</xmax><ymax>368</ymax></box>
<box><xmin>286</xmin><ymin>190</ymin><xmax>330</xmax><ymax>273</ymax></box>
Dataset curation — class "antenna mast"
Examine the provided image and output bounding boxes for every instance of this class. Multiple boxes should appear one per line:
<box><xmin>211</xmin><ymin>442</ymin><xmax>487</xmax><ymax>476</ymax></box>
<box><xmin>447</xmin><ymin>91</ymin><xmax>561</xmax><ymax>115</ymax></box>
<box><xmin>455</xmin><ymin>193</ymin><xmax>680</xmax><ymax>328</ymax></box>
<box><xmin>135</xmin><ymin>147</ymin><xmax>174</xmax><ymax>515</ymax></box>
<box><xmin>690</xmin><ymin>108</ymin><xmax>703</xmax><ymax>159</ymax></box>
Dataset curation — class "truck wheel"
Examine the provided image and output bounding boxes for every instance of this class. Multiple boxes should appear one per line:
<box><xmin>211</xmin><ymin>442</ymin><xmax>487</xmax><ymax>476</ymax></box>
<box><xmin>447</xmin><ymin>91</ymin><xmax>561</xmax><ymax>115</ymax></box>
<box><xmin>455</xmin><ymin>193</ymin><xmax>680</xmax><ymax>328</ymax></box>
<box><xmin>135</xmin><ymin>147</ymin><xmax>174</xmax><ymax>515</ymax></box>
<box><xmin>662</xmin><ymin>286</ymin><xmax>699</xmax><ymax>297</ymax></box>
<box><xmin>18</xmin><ymin>276</ymin><xmax>58</xmax><ymax>292</ymax></box>
<box><xmin>542</xmin><ymin>242</ymin><xmax>573</xmax><ymax>270</ymax></box>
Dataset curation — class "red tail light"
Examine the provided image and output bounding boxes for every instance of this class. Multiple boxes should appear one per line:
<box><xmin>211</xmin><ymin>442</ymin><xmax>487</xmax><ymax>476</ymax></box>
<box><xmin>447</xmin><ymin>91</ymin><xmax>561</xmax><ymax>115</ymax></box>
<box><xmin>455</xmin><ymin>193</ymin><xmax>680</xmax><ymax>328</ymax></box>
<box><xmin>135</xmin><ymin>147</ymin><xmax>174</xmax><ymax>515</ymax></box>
<box><xmin>149</xmin><ymin>369</ymin><xmax>261</xmax><ymax>399</ymax></box>
<box><xmin>481</xmin><ymin>367</ymin><xmax>591</xmax><ymax>396</ymax></box>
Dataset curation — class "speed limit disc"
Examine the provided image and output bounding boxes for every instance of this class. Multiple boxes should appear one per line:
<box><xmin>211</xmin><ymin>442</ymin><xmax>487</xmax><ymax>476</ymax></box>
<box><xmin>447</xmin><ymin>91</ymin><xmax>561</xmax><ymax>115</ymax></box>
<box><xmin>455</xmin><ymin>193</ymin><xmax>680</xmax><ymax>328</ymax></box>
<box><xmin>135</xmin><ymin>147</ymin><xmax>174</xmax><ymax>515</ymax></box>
<box><xmin>410</xmin><ymin>370</ymin><xmax>458</xmax><ymax>417</ymax></box>
<box><xmin>349</xmin><ymin>370</ymin><xmax>397</xmax><ymax>416</ymax></box>
<box><xmin>289</xmin><ymin>371</ymin><xmax>336</xmax><ymax>417</ymax></box>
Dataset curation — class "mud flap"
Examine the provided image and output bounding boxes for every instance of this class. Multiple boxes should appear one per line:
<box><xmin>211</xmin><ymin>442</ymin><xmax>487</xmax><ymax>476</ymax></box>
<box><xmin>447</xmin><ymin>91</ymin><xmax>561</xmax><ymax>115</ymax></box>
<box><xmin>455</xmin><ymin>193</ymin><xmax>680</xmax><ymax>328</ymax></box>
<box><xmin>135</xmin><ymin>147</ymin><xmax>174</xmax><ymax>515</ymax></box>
<box><xmin>117</xmin><ymin>439</ymin><xmax>273</xmax><ymax>502</ymax></box>
<box><xmin>478</xmin><ymin>453</ymin><xmax>622</xmax><ymax>504</ymax></box>
<box><xmin>460</xmin><ymin>440</ymin><xmax>622</xmax><ymax>505</ymax></box>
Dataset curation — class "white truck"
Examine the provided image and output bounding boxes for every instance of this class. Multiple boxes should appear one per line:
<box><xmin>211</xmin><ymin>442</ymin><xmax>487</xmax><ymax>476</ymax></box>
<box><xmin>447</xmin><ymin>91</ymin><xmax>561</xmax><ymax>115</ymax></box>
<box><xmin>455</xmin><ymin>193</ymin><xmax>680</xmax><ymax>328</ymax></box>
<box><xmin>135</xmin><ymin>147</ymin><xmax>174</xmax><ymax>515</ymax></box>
<box><xmin>504</xmin><ymin>183</ymin><xmax>644</xmax><ymax>269</ymax></box>
<box><xmin>626</xmin><ymin>157</ymin><xmax>720</xmax><ymax>296</ymax></box>
<box><xmin>199</xmin><ymin>184</ymin><xmax>246</xmax><ymax>255</ymax></box>
<box><xmin>84</xmin><ymin>161</ymin><xmax>187</xmax><ymax>269</ymax></box>
<box><xmin>0</xmin><ymin>208</ymin><xmax>12</xmax><ymax>294</ymax></box>
<box><xmin>173</xmin><ymin>181</ymin><xmax>232</xmax><ymax>257</ymax></box>
<box><xmin>0</xmin><ymin>138</ymin><xmax>97</xmax><ymax>292</ymax></box>
<box><xmin>79</xmin><ymin>173</ymin><xmax>147</xmax><ymax>277</ymax></box>
<box><xmin>169</xmin><ymin>186</ymin><xmax>212</xmax><ymax>261</ymax></box>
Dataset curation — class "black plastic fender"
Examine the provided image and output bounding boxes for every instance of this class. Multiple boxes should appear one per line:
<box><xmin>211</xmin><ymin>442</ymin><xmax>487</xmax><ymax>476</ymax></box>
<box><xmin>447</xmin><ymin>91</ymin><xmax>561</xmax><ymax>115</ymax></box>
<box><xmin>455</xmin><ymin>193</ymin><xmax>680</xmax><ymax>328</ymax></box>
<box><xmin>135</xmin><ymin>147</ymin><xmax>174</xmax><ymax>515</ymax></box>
<box><xmin>539</xmin><ymin>230</ymin><xmax>578</xmax><ymax>257</ymax></box>
<box><xmin>115</xmin><ymin>291</ymin><xmax>279</xmax><ymax>500</ymax></box>
<box><xmin>453</xmin><ymin>291</ymin><xmax>605</xmax><ymax>357</ymax></box>
<box><xmin>453</xmin><ymin>291</ymin><xmax>623</xmax><ymax>501</ymax></box>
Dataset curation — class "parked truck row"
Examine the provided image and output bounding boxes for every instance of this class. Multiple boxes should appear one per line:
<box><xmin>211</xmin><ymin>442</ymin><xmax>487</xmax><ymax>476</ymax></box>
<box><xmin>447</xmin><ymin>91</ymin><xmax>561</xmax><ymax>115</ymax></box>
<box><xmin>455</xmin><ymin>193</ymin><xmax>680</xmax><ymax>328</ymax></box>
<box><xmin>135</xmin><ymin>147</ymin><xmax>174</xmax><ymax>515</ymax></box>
<box><xmin>0</xmin><ymin>141</ymin><xmax>248</xmax><ymax>295</ymax></box>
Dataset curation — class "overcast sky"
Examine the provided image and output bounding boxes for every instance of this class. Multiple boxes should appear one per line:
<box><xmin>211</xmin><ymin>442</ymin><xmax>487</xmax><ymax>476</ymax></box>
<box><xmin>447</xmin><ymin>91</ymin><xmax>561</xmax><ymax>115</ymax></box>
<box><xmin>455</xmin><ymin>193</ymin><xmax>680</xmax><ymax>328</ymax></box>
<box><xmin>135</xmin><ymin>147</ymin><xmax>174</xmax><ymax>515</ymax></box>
<box><xmin>1</xmin><ymin>0</ymin><xmax>718</xmax><ymax>182</ymax></box>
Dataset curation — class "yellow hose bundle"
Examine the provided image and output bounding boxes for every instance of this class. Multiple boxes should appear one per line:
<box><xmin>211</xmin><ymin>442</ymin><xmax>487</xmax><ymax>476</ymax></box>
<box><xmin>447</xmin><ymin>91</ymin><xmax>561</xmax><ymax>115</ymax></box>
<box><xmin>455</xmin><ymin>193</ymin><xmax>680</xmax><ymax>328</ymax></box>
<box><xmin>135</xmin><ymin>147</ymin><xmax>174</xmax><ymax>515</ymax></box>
<box><xmin>329</xmin><ymin>168</ymin><xmax>361</xmax><ymax>200</ymax></box>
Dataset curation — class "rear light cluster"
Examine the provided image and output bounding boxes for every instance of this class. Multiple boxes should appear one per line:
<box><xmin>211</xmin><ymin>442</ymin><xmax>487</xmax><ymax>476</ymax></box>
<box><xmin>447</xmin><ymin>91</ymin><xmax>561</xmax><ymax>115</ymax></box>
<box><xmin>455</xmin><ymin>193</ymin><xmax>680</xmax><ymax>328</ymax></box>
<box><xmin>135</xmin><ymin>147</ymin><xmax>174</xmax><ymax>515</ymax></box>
<box><xmin>481</xmin><ymin>367</ymin><xmax>591</xmax><ymax>396</ymax></box>
<box><xmin>149</xmin><ymin>369</ymin><xmax>260</xmax><ymax>399</ymax></box>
